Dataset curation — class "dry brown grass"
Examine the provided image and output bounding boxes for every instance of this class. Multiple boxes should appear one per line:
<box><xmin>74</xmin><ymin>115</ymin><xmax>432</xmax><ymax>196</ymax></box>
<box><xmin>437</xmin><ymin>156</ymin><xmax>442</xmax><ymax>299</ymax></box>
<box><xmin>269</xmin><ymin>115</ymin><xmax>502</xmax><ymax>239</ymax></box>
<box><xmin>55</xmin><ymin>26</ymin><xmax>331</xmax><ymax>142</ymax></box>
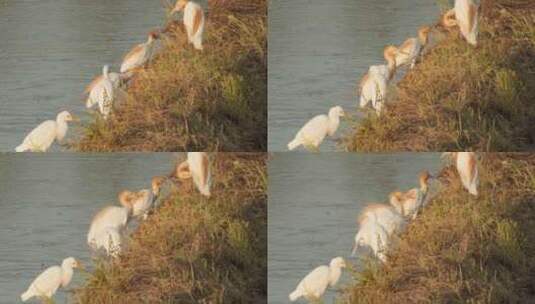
<box><xmin>343</xmin><ymin>0</ymin><xmax>535</xmax><ymax>151</ymax></box>
<box><xmin>343</xmin><ymin>153</ymin><xmax>535</xmax><ymax>303</ymax></box>
<box><xmin>73</xmin><ymin>0</ymin><xmax>266</xmax><ymax>152</ymax></box>
<box><xmin>73</xmin><ymin>153</ymin><xmax>267</xmax><ymax>303</ymax></box>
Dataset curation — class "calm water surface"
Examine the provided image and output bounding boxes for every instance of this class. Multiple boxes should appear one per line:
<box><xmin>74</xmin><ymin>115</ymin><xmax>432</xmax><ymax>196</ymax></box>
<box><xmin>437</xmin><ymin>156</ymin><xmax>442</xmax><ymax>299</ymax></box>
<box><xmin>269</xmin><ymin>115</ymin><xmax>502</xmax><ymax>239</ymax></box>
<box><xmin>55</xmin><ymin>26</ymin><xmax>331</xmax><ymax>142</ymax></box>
<box><xmin>268</xmin><ymin>153</ymin><xmax>442</xmax><ymax>303</ymax></box>
<box><xmin>0</xmin><ymin>0</ymin><xmax>201</xmax><ymax>151</ymax></box>
<box><xmin>0</xmin><ymin>153</ymin><xmax>176</xmax><ymax>303</ymax></box>
<box><xmin>268</xmin><ymin>0</ymin><xmax>441</xmax><ymax>151</ymax></box>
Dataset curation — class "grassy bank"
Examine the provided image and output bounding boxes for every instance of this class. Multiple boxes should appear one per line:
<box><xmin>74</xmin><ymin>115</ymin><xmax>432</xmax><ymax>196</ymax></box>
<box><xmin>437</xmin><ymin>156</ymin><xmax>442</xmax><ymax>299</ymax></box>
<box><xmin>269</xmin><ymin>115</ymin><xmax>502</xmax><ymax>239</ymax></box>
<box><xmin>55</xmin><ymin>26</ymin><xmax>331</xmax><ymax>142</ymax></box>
<box><xmin>344</xmin><ymin>153</ymin><xmax>535</xmax><ymax>303</ymax></box>
<box><xmin>343</xmin><ymin>0</ymin><xmax>535</xmax><ymax>151</ymax></box>
<box><xmin>73</xmin><ymin>153</ymin><xmax>267</xmax><ymax>303</ymax></box>
<box><xmin>74</xmin><ymin>0</ymin><xmax>266</xmax><ymax>152</ymax></box>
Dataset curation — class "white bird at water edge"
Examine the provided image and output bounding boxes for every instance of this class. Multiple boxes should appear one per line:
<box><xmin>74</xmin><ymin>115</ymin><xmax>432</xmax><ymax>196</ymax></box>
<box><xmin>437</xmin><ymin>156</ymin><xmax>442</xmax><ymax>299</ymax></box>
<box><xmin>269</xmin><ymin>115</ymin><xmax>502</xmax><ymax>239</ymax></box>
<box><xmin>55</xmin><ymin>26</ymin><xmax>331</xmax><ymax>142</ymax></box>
<box><xmin>85</xmin><ymin>65</ymin><xmax>116</xmax><ymax>119</ymax></box>
<box><xmin>455</xmin><ymin>0</ymin><xmax>479</xmax><ymax>46</ymax></box>
<box><xmin>289</xmin><ymin>257</ymin><xmax>346</xmax><ymax>302</ymax></box>
<box><xmin>287</xmin><ymin>106</ymin><xmax>345</xmax><ymax>151</ymax></box>
<box><xmin>359</xmin><ymin>46</ymin><xmax>397</xmax><ymax>115</ymax></box>
<box><xmin>87</xmin><ymin>205</ymin><xmax>129</xmax><ymax>253</ymax></box>
<box><xmin>15</xmin><ymin>111</ymin><xmax>76</xmax><ymax>152</ymax></box>
<box><xmin>20</xmin><ymin>257</ymin><xmax>82</xmax><ymax>302</ymax></box>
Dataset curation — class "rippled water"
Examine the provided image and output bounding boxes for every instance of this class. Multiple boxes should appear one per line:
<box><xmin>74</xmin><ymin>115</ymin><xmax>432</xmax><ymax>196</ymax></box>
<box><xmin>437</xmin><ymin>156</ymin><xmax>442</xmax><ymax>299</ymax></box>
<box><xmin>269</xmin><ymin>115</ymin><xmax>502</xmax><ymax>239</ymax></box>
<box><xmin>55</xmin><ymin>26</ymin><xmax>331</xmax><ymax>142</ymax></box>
<box><xmin>0</xmin><ymin>0</ymin><xmax>203</xmax><ymax>152</ymax></box>
<box><xmin>268</xmin><ymin>0</ymin><xmax>441</xmax><ymax>151</ymax></box>
<box><xmin>268</xmin><ymin>153</ymin><xmax>442</xmax><ymax>303</ymax></box>
<box><xmin>0</xmin><ymin>153</ymin><xmax>176</xmax><ymax>303</ymax></box>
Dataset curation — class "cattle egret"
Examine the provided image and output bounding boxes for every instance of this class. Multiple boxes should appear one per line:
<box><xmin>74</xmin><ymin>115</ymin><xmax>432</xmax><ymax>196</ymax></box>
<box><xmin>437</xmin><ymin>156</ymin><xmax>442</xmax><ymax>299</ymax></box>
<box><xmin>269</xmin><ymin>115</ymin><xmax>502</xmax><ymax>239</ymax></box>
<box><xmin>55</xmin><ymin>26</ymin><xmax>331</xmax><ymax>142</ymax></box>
<box><xmin>118</xmin><ymin>176</ymin><xmax>166</xmax><ymax>219</ymax></box>
<box><xmin>289</xmin><ymin>257</ymin><xmax>346</xmax><ymax>302</ymax></box>
<box><xmin>443</xmin><ymin>152</ymin><xmax>479</xmax><ymax>196</ymax></box>
<box><xmin>87</xmin><ymin>206</ymin><xmax>129</xmax><ymax>251</ymax></box>
<box><xmin>358</xmin><ymin>203</ymin><xmax>405</xmax><ymax>238</ymax></box>
<box><xmin>394</xmin><ymin>26</ymin><xmax>431</xmax><ymax>68</ymax></box>
<box><xmin>389</xmin><ymin>171</ymin><xmax>432</xmax><ymax>218</ymax></box>
<box><xmin>352</xmin><ymin>214</ymin><xmax>389</xmax><ymax>262</ymax></box>
<box><xmin>389</xmin><ymin>171</ymin><xmax>433</xmax><ymax>220</ymax></box>
<box><xmin>120</xmin><ymin>31</ymin><xmax>160</xmax><ymax>74</ymax></box>
<box><xmin>455</xmin><ymin>0</ymin><xmax>479</xmax><ymax>45</ymax></box>
<box><xmin>15</xmin><ymin>111</ymin><xmax>75</xmax><ymax>152</ymax></box>
<box><xmin>171</xmin><ymin>0</ymin><xmax>205</xmax><ymax>50</ymax></box>
<box><xmin>85</xmin><ymin>65</ymin><xmax>119</xmax><ymax>118</ymax></box>
<box><xmin>176</xmin><ymin>153</ymin><xmax>212</xmax><ymax>197</ymax></box>
<box><xmin>20</xmin><ymin>257</ymin><xmax>81</xmax><ymax>302</ymax></box>
<box><xmin>359</xmin><ymin>46</ymin><xmax>397</xmax><ymax>114</ymax></box>
<box><xmin>287</xmin><ymin>106</ymin><xmax>345</xmax><ymax>151</ymax></box>
<box><xmin>92</xmin><ymin>227</ymin><xmax>122</xmax><ymax>257</ymax></box>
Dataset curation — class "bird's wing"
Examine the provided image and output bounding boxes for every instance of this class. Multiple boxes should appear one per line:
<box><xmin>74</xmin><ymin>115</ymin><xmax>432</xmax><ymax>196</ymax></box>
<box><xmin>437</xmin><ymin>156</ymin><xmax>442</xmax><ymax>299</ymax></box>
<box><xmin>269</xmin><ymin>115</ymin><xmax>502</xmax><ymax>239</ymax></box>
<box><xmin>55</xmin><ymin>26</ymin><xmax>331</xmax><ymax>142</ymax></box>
<box><xmin>300</xmin><ymin>115</ymin><xmax>329</xmax><ymax>139</ymax></box>
<box><xmin>121</xmin><ymin>44</ymin><xmax>147</xmax><ymax>72</ymax></box>
<box><xmin>28</xmin><ymin>266</ymin><xmax>62</xmax><ymax>297</ymax></box>
<box><xmin>23</xmin><ymin>120</ymin><xmax>57</xmax><ymax>151</ymax></box>
<box><xmin>84</xmin><ymin>75</ymin><xmax>103</xmax><ymax>95</ymax></box>
<box><xmin>299</xmin><ymin>266</ymin><xmax>330</xmax><ymax>297</ymax></box>
<box><xmin>192</xmin><ymin>6</ymin><xmax>204</xmax><ymax>37</ymax></box>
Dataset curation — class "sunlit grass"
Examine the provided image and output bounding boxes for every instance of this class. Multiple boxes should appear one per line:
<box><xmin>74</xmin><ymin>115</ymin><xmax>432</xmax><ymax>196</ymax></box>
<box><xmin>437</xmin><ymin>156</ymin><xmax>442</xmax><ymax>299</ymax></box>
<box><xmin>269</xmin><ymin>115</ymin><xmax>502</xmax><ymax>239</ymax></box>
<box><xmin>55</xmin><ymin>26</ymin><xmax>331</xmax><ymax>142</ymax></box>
<box><xmin>73</xmin><ymin>153</ymin><xmax>267</xmax><ymax>303</ymax></box>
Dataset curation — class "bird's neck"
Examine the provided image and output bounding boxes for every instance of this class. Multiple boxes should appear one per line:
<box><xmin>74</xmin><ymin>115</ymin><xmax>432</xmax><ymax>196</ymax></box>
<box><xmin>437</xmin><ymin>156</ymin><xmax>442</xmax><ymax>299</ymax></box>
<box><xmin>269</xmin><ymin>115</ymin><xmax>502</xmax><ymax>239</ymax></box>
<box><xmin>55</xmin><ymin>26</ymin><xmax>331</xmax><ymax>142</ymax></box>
<box><xmin>61</xmin><ymin>266</ymin><xmax>74</xmax><ymax>288</ymax></box>
<box><xmin>55</xmin><ymin>119</ymin><xmax>68</xmax><ymax>142</ymax></box>
<box><xmin>328</xmin><ymin>266</ymin><xmax>342</xmax><ymax>287</ymax></box>
<box><xmin>327</xmin><ymin>114</ymin><xmax>340</xmax><ymax>136</ymax></box>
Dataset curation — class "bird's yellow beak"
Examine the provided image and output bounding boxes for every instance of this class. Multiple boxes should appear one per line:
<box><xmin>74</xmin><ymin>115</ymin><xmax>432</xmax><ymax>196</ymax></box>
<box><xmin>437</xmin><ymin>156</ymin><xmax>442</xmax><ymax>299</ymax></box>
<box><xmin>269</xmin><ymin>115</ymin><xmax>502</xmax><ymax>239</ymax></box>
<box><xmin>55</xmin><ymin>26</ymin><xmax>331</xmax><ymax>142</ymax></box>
<box><xmin>70</xmin><ymin>114</ymin><xmax>81</xmax><ymax>122</ymax></box>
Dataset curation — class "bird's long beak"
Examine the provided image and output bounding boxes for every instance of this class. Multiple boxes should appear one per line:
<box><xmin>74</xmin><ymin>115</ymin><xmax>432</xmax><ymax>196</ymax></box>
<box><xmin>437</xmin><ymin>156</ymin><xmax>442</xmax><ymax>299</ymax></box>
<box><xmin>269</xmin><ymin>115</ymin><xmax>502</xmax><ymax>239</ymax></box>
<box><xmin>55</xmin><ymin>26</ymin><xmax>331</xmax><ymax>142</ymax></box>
<box><xmin>340</xmin><ymin>111</ymin><xmax>346</xmax><ymax>117</ymax></box>
<box><xmin>70</xmin><ymin>115</ymin><xmax>81</xmax><ymax>122</ymax></box>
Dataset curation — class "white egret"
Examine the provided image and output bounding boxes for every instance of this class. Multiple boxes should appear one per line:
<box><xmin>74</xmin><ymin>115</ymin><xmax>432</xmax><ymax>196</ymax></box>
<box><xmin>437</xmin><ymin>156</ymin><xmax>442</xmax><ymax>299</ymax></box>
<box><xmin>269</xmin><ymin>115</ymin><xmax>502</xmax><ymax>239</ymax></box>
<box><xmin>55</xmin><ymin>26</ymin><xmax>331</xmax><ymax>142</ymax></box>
<box><xmin>120</xmin><ymin>31</ymin><xmax>160</xmax><ymax>74</ymax></box>
<box><xmin>358</xmin><ymin>203</ymin><xmax>405</xmax><ymax>238</ymax></box>
<box><xmin>176</xmin><ymin>153</ymin><xmax>211</xmax><ymax>197</ymax></box>
<box><xmin>359</xmin><ymin>46</ymin><xmax>397</xmax><ymax>114</ymax></box>
<box><xmin>118</xmin><ymin>176</ymin><xmax>166</xmax><ymax>219</ymax></box>
<box><xmin>21</xmin><ymin>257</ymin><xmax>81</xmax><ymax>302</ymax></box>
<box><xmin>389</xmin><ymin>171</ymin><xmax>433</xmax><ymax>220</ymax></box>
<box><xmin>287</xmin><ymin>106</ymin><xmax>345</xmax><ymax>151</ymax></box>
<box><xmin>171</xmin><ymin>0</ymin><xmax>205</xmax><ymax>50</ymax></box>
<box><xmin>15</xmin><ymin>111</ymin><xmax>75</xmax><ymax>152</ymax></box>
<box><xmin>289</xmin><ymin>257</ymin><xmax>346</xmax><ymax>302</ymax></box>
<box><xmin>87</xmin><ymin>206</ymin><xmax>129</xmax><ymax>250</ymax></box>
<box><xmin>85</xmin><ymin>65</ymin><xmax>119</xmax><ymax>118</ymax></box>
<box><xmin>455</xmin><ymin>0</ymin><xmax>479</xmax><ymax>46</ymax></box>
<box><xmin>351</xmin><ymin>214</ymin><xmax>389</xmax><ymax>262</ymax></box>
<box><xmin>92</xmin><ymin>227</ymin><xmax>123</xmax><ymax>257</ymax></box>
<box><xmin>394</xmin><ymin>26</ymin><xmax>431</xmax><ymax>68</ymax></box>
<box><xmin>443</xmin><ymin>152</ymin><xmax>479</xmax><ymax>196</ymax></box>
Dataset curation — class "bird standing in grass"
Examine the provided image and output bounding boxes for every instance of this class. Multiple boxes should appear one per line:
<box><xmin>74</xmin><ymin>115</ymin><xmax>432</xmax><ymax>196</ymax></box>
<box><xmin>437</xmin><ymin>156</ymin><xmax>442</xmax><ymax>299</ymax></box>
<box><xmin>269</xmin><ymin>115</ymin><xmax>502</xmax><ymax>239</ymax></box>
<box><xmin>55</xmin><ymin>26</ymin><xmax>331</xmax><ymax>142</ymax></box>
<box><xmin>92</xmin><ymin>227</ymin><xmax>123</xmax><ymax>257</ymax></box>
<box><xmin>85</xmin><ymin>65</ymin><xmax>119</xmax><ymax>119</ymax></box>
<box><xmin>389</xmin><ymin>171</ymin><xmax>433</xmax><ymax>219</ymax></box>
<box><xmin>118</xmin><ymin>176</ymin><xmax>166</xmax><ymax>219</ymax></box>
<box><xmin>171</xmin><ymin>0</ymin><xmax>205</xmax><ymax>50</ymax></box>
<box><xmin>352</xmin><ymin>213</ymin><xmax>389</xmax><ymax>262</ymax></box>
<box><xmin>287</xmin><ymin>106</ymin><xmax>345</xmax><ymax>151</ymax></box>
<box><xmin>359</xmin><ymin>46</ymin><xmax>397</xmax><ymax>114</ymax></box>
<box><xmin>393</xmin><ymin>26</ymin><xmax>431</xmax><ymax>68</ymax></box>
<box><xmin>289</xmin><ymin>257</ymin><xmax>346</xmax><ymax>302</ymax></box>
<box><xmin>87</xmin><ymin>205</ymin><xmax>129</xmax><ymax>252</ymax></box>
<box><xmin>20</xmin><ymin>257</ymin><xmax>82</xmax><ymax>302</ymax></box>
<box><xmin>120</xmin><ymin>31</ymin><xmax>160</xmax><ymax>74</ymax></box>
<box><xmin>176</xmin><ymin>152</ymin><xmax>212</xmax><ymax>197</ymax></box>
<box><xmin>443</xmin><ymin>152</ymin><xmax>479</xmax><ymax>196</ymax></box>
<box><xmin>454</xmin><ymin>0</ymin><xmax>479</xmax><ymax>46</ymax></box>
<box><xmin>15</xmin><ymin>111</ymin><xmax>76</xmax><ymax>152</ymax></box>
